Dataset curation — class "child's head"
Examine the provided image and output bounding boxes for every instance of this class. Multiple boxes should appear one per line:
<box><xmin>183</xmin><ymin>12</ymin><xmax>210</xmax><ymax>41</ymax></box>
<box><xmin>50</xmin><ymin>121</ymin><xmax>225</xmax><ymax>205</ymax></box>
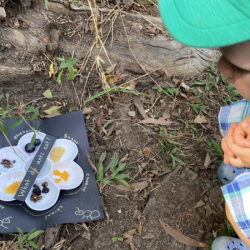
<box><xmin>159</xmin><ymin>0</ymin><xmax>250</xmax><ymax>101</ymax></box>
<box><xmin>218</xmin><ymin>41</ymin><xmax>250</xmax><ymax>101</ymax></box>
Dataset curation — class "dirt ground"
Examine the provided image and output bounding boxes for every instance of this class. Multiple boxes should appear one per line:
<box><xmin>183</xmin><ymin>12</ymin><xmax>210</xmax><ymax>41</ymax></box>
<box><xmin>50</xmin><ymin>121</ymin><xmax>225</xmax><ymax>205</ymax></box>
<box><xmin>0</xmin><ymin>0</ymin><xmax>239</xmax><ymax>249</ymax></box>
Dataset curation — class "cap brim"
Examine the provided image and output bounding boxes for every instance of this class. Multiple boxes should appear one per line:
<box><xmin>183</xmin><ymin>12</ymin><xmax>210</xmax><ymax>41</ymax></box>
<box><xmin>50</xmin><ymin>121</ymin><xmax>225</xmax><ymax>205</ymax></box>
<box><xmin>159</xmin><ymin>0</ymin><xmax>250</xmax><ymax>48</ymax></box>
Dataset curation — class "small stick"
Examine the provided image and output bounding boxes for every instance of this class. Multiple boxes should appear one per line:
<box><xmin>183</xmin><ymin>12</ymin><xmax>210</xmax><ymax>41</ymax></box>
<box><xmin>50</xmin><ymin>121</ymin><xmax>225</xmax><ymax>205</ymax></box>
<box><xmin>116</xmin><ymin>194</ymin><xmax>130</xmax><ymax>201</ymax></box>
<box><xmin>71</xmin><ymin>80</ymin><xmax>81</xmax><ymax>108</ymax></box>
<box><xmin>0</xmin><ymin>129</ymin><xmax>41</xmax><ymax>175</ymax></box>
<box><xmin>86</xmin><ymin>151</ymin><xmax>98</xmax><ymax>174</ymax></box>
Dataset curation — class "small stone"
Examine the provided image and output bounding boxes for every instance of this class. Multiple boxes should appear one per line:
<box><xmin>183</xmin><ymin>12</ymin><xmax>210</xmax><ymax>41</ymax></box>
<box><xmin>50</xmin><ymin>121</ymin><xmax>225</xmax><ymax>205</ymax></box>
<box><xmin>0</xmin><ymin>7</ymin><xmax>6</xmax><ymax>20</ymax></box>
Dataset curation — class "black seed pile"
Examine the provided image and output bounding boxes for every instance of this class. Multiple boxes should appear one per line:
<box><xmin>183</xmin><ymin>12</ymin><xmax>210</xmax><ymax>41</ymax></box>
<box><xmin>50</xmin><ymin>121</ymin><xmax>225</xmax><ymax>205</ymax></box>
<box><xmin>42</xmin><ymin>182</ymin><xmax>50</xmax><ymax>194</ymax></box>
<box><xmin>1</xmin><ymin>158</ymin><xmax>14</xmax><ymax>168</ymax></box>
<box><xmin>30</xmin><ymin>182</ymin><xmax>50</xmax><ymax>203</ymax></box>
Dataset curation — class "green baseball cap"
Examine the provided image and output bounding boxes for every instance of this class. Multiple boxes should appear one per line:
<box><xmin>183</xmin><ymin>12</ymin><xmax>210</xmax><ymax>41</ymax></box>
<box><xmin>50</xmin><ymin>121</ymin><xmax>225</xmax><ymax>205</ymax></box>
<box><xmin>159</xmin><ymin>0</ymin><xmax>250</xmax><ymax>48</ymax></box>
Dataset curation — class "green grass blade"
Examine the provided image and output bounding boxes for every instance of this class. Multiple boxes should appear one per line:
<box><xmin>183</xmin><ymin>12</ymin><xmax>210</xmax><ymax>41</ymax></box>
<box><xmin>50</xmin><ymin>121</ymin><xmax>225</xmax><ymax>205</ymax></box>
<box><xmin>113</xmin><ymin>174</ymin><xmax>132</xmax><ymax>180</ymax></box>
<box><xmin>119</xmin><ymin>89</ymin><xmax>151</xmax><ymax>97</ymax></box>
<box><xmin>9</xmin><ymin>119</ymin><xmax>23</xmax><ymax>129</ymax></box>
<box><xmin>0</xmin><ymin>120</ymin><xmax>7</xmax><ymax>136</ymax></box>
<box><xmin>111</xmin><ymin>163</ymin><xmax>126</xmax><ymax>177</ymax></box>
<box><xmin>28</xmin><ymin>241</ymin><xmax>39</xmax><ymax>249</ymax></box>
<box><xmin>84</xmin><ymin>87</ymin><xmax>117</xmax><ymax>105</ymax></box>
<box><xmin>29</xmin><ymin>109</ymin><xmax>39</xmax><ymax>121</ymax></box>
<box><xmin>98</xmin><ymin>163</ymin><xmax>104</xmax><ymax>182</ymax></box>
<box><xmin>16</xmin><ymin>227</ymin><xmax>24</xmax><ymax>235</ymax></box>
<box><xmin>175</xmin><ymin>157</ymin><xmax>186</xmax><ymax>166</ymax></box>
<box><xmin>29</xmin><ymin>132</ymin><xmax>36</xmax><ymax>149</ymax></box>
<box><xmin>98</xmin><ymin>151</ymin><xmax>107</xmax><ymax>167</ymax></box>
<box><xmin>118</xmin><ymin>179</ymin><xmax>130</xmax><ymax>188</ymax></box>
<box><xmin>27</xmin><ymin>230</ymin><xmax>44</xmax><ymax>241</ymax></box>
<box><xmin>106</xmin><ymin>153</ymin><xmax>119</xmax><ymax>173</ymax></box>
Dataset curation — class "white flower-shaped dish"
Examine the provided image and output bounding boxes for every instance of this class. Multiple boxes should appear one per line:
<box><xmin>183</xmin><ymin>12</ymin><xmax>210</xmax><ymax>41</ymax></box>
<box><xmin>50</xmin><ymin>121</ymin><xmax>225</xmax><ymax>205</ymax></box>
<box><xmin>0</xmin><ymin>132</ymin><xmax>84</xmax><ymax>211</ymax></box>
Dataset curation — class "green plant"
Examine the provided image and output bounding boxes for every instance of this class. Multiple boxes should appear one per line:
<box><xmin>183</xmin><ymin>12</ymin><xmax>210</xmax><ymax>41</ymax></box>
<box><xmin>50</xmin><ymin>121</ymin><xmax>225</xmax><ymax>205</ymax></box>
<box><xmin>169</xmin><ymin>149</ymin><xmax>186</xmax><ymax>170</ymax></box>
<box><xmin>178</xmin><ymin>119</ymin><xmax>202</xmax><ymax>135</ymax></box>
<box><xmin>0</xmin><ymin>94</ymin><xmax>40</xmax><ymax>146</ymax></box>
<box><xmin>55</xmin><ymin>57</ymin><xmax>78</xmax><ymax>84</ymax></box>
<box><xmin>96</xmin><ymin>152</ymin><xmax>136</xmax><ymax>188</ymax></box>
<box><xmin>15</xmin><ymin>227</ymin><xmax>44</xmax><ymax>249</ymax></box>
<box><xmin>68</xmin><ymin>106</ymin><xmax>79</xmax><ymax>113</ymax></box>
<box><xmin>220</xmin><ymin>73</ymin><xmax>227</xmax><ymax>83</ymax></box>
<box><xmin>112</xmin><ymin>237</ymin><xmax>124</xmax><ymax>243</ymax></box>
<box><xmin>219</xmin><ymin>218</ymin><xmax>237</xmax><ymax>237</ymax></box>
<box><xmin>204</xmin><ymin>138</ymin><xmax>223</xmax><ymax>164</ymax></box>
<box><xmin>153</xmin><ymin>86</ymin><xmax>179</xmax><ymax>97</ymax></box>
<box><xmin>206</xmin><ymin>63</ymin><xmax>215</xmax><ymax>72</ymax></box>
<box><xmin>157</xmin><ymin>140</ymin><xmax>175</xmax><ymax>155</ymax></box>
<box><xmin>223</xmin><ymin>85</ymin><xmax>241</xmax><ymax>104</ymax></box>
<box><xmin>185</xmin><ymin>103</ymin><xmax>207</xmax><ymax>115</ymax></box>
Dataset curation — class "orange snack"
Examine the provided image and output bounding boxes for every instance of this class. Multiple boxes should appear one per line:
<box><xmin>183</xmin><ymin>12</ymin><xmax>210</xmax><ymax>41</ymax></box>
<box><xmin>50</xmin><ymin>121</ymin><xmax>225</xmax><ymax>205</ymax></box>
<box><xmin>54</xmin><ymin>170</ymin><xmax>69</xmax><ymax>182</ymax></box>
<box><xmin>55</xmin><ymin>178</ymin><xmax>62</xmax><ymax>184</ymax></box>
<box><xmin>4</xmin><ymin>182</ymin><xmax>21</xmax><ymax>195</ymax></box>
<box><xmin>50</xmin><ymin>147</ymin><xmax>65</xmax><ymax>163</ymax></box>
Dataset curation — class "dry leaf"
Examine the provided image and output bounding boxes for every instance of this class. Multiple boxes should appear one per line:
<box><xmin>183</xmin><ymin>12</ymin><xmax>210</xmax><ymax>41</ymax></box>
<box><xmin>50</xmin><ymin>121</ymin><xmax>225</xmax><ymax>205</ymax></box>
<box><xmin>128</xmin><ymin>111</ymin><xmax>136</xmax><ymax>117</ymax></box>
<box><xmin>83</xmin><ymin>106</ymin><xmax>92</xmax><ymax>115</ymax></box>
<box><xmin>172</xmin><ymin>78</ymin><xmax>180</xmax><ymax>84</ymax></box>
<box><xmin>49</xmin><ymin>63</ymin><xmax>54</xmax><ymax>78</ymax></box>
<box><xmin>114</xmin><ymin>181</ymin><xmax>149</xmax><ymax>192</ymax></box>
<box><xmin>159</xmin><ymin>220</ymin><xmax>208</xmax><ymax>248</ymax></box>
<box><xmin>135</xmin><ymin>222</ymin><xmax>142</xmax><ymax>235</ymax></box>
<box><xmin>43</xmin><ymin>89</ymin><xmax>53</xmax><ymax>99</ymax></box>
<box><xmin>205</xmin><ymin>203</ymin><xmax>213</xmax><ymax>218</ymax></box>
<box><xmin>140</xmin><ymin>64</ymin><xmax>155</xmax><ymax>72</ymax></box>
<box><xmin>143</xmin><ymin>147</ymin><xmax>154</xmax><ymax>156</ymax></box>
<box><xmin>134</xmin><ymin>96</ymin><xmax>148</xmax><ymax>119</ymax></box>
<box><xmin>98</xmin><ymin>114</ymin><xmax>104</xmax><ymax>134</ymax></box>
<box><xmin>204</xmin><ymin>153</ymin><xmax>212</xmax><ymax>169</ymax></box>
<box><xmin>13</xmin><ymin>20</ymin><xmax>20</xmax><ymax>28</ymax></box>
<box><xmin>132</xmin><ymin>22</ymin><xmax>143</xmax><ymax>32</ymax></box>
<box><xmin>139</xmin><ymin>118</ymin><xmax>177</xmax><ymax>126</ymax></box>
<box><xmin>194</xmin><ymin>200</ymin><xmax>205</xmax><ymax>209</ymax></box>
<box><xmin>106</xmin><ymin>73</ymin><xmax>121</xmax><ymax>84</ymax></box>
<box><xmin>105</xmin><ymin>63</ymin><xmax>117</xmax><ymax>74</ymax></box>
<box><xmin>126</xmin><ymin>80</ymin><xmax>139</xmax><ymax>91</ymax></box>
<box><xmin>145</xmin><ymin>26</ymin><xmax>157</xmax><ymax>35</ymax></box>
<box><xmin>180</xmin><ymin>82</ymin><xmax>190</xmax><ymax>91</ymax></box>
<box><xmin>44</xmin><ymin>106</ymin><xmax>62</xmax><ymax>115</ymax></box>
<box><xmin>194</xmin><ymin>115</ymin><xmax>207</xmax><ymax>124</ymax></box>
<box><xmin>40</xmin><ymin>111</ymin><xmax>61</xmax><ymax>119</ymax></box>
<box><xmin>124</xmin><ymin>229</ymin><xmax>137</xmax><ymax>239</ymax></box>
<box><xmin>180</xmin><ymin>93</ymin><xmax>188</xmax><ymax>100</ymax></box>
<box><xmin>82</xmin><ymin>223</ymin><xmax>89</xmax><ymax>231</ymax></box>
<box><xmin>81</xmin><ymin>230</ymin><xmax>91</xmax><ymax>240</ymax></box>
<box><xmin>162</xmin><ymin>111</ymin><xmax>171</xmax><ymax>119</ymax></box>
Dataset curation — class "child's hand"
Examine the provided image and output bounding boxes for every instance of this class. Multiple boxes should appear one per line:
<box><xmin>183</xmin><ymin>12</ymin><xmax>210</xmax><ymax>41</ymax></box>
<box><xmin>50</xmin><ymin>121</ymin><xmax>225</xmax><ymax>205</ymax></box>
<box><xmin>225</xmin><ymin>125</ymin><xmax>250</xmax><ymax>167</ymax></box>
<box><xmin>233</xmin><ymin>120</ymin><xmax>250</xmax><ymax>148</ymax></box>
<box><xmin>221</xmin><ymin>123</ymin><xmax>238</xmax><ymax>164</ymax></box>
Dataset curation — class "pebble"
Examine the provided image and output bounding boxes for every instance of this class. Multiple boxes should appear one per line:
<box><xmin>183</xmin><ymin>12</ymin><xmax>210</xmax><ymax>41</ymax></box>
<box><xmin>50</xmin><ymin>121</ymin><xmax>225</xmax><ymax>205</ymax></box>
<box><xmin>0</xmin><ymin>7</ymin><xmax>6</xmax><ymax>20</ymax></box>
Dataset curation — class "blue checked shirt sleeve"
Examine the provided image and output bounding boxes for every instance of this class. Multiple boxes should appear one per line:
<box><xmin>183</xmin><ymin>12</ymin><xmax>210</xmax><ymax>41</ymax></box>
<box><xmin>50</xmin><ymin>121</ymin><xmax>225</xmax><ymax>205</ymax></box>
<box><xmin>222</xmin><ymin>173</ymin><xmax>250</xmax><ymax>239</ymax></box>
<box><xmin>219</xmin><ymin>99</ymin><xmax>250</xmax><ymax>136</ymax></box>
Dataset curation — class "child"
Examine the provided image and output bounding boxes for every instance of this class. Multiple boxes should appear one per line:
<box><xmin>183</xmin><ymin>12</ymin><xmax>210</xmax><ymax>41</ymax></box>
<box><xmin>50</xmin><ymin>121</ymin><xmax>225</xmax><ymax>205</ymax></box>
<box><xmin>159</xmin><ymin>1</ymin><xmax>250</xmax><ymax>249</ymax></box>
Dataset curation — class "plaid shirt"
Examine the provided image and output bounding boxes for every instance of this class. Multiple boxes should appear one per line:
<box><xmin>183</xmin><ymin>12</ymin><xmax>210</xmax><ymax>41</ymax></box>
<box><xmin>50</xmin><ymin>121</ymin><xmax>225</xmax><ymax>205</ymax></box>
<box><xmin>222</xmin><ymin>173</ymin><xmax>250</xmax><ymax>239</ymax></box>
<box><xmin>219</xmin><ymin>99</ymin><xmax>250</xmax><ymax>136</ymax></box>
<box><xmin>219</xmin><ymin>99</ymin><xmax>250</xmax><ymax>239</ymax></box>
